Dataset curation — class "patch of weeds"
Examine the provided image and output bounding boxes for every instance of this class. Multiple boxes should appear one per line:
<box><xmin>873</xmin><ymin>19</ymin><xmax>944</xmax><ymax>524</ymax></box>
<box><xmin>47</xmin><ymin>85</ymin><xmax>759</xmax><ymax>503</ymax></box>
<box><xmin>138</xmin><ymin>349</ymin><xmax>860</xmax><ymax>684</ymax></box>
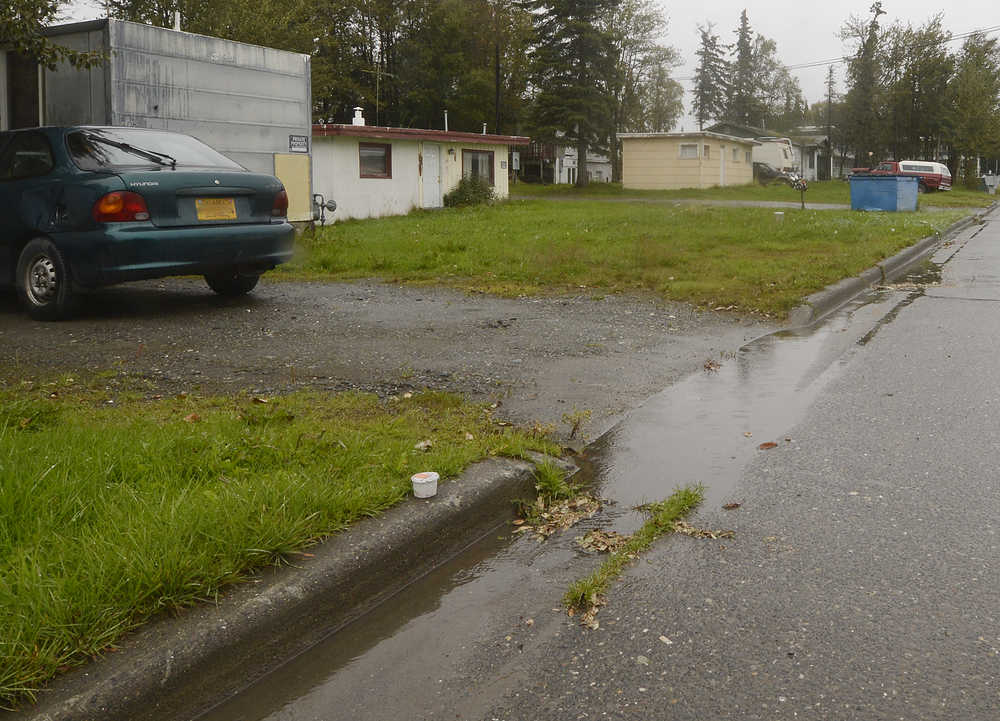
<box><xmin>703</xmin><ymin>358</ymin><xmax>721</xmax><ymax>373</ymax></box>
<box><xmin>563</xmin><ymin>484</ymin><xmax>704</xmax><ymax>629</ymax></box>
<box><xmin>561</xmin><ymin>407</ymin><xmax>592</xmax><ymax>440</ymax></box>
<box><xmin>512</xmin><ymin>462</ymin><xmax>601</xmax><ymax>540</ymax></box>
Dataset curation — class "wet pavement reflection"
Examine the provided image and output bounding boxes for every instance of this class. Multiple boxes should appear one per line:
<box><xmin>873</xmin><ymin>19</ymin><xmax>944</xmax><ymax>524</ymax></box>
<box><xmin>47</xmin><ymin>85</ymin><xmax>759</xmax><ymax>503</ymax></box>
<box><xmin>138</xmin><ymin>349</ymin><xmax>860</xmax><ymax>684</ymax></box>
<box><xmin>197</xmin><ymin>264</ymin><xmax>938</xmax><ymax>721</ymax></box>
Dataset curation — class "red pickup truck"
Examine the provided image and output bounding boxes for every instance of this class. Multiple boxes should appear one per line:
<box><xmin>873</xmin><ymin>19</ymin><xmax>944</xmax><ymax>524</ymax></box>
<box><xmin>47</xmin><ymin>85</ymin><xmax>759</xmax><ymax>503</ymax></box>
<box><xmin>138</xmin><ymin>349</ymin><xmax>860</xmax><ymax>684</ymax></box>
<box><xmin>865</xmin><ymin>160</ymin><xmax>952</xmax><ymax>192</ymax></box>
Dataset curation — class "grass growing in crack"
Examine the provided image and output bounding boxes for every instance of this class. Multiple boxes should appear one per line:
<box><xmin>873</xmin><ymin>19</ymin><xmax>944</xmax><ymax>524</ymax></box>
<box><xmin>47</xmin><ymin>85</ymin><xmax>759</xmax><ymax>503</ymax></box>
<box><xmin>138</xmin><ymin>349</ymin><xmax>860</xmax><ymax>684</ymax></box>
<box><xmin>0</xmin><ymin>374</ymin><xmax>558</xmax><ymax>710</ymax></box>
<box><xmin>563</xmin><ymin>485</ymin><xmax>704</xmax><ymax>619</ymax></box>
<box><xmin>515</xmin><ymin>461</ymin><xmax>576</xmax><ymax>520</ymax></box>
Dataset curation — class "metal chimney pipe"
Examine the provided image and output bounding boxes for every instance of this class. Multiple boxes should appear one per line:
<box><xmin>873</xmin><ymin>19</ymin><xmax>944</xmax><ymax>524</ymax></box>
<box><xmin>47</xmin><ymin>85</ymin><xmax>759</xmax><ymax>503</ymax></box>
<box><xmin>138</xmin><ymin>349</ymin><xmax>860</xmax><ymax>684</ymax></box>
<box><xmin>444</xmin><ymin>110</ymin><xmax>449</xmax><ymax>132</ymax></box>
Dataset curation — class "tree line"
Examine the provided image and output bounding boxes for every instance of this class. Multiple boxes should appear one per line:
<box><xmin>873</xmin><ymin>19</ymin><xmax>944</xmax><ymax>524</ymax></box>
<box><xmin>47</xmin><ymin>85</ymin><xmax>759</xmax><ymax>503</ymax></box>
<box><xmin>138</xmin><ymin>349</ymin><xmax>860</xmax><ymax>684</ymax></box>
<box><xmin>835</xmin><ymin>2</ymin><xmax>1000</xmax><ymax>185</ymax></box>
<box><xmin>6</xmin><ymin>0</ymin><xmax>999</xmax><ymax>185</ymax></box>
<box><xmin>692</xmin><ymin>3</ymin><xmax>1000</xmax><ymax>185</ymax></box>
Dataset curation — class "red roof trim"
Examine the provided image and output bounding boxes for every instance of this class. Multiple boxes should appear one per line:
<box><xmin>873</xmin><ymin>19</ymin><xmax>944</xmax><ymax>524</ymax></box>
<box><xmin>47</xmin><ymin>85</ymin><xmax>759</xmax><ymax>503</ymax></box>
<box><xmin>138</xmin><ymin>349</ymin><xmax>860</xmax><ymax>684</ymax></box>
<box><xmin>312</xmin><ymin>124</ymin><xmax>531</xmax><ymax>146</ymax></box>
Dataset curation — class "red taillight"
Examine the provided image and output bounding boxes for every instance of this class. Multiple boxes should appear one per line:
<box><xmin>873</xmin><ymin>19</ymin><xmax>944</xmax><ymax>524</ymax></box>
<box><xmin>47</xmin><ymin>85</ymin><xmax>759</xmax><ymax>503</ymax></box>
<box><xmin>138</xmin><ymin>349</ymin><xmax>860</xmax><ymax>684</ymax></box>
<box><xmin>272</xmin><ymin>189</ymin><xmax>288</xmax><ymax>217</ymax></box>
<box><xmin>93</xmin><ymin>191</ymin><xmax>150</xmax><ymax>223</ymax></box>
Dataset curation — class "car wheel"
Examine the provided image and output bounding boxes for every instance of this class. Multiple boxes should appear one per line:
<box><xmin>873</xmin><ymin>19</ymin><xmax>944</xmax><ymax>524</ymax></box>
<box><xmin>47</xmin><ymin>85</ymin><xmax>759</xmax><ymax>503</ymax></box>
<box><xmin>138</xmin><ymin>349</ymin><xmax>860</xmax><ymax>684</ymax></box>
<box><xmin>205</xmin><ymin>270</ymin><xmax>260</xmax><ymax>296</ymax></box>
<box><xmin>16</xmin><ymin>238</ymin><xmax>75</xmax><ymax>321</ymax></box>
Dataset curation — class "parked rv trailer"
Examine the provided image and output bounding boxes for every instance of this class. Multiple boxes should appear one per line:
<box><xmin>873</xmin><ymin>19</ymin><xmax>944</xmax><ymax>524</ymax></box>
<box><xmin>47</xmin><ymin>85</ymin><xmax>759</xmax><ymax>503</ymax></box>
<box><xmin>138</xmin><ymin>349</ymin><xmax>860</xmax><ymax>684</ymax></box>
<box><xmin>753</xmin><ymin>137</ymin><xmax>796</xmax><ymax>174</ymax></box>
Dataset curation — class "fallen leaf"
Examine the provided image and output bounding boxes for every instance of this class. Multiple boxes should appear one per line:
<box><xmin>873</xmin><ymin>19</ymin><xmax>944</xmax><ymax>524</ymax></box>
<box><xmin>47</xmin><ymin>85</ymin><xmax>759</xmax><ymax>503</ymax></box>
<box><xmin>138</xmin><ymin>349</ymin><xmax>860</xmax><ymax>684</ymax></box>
<box><xmin>403</xmin><ymin>392</ymin><xmax>413</xmax><ymax>399</ymax></box>
<box><xmin>464</xmin><ymin>432</ymin><xmax>474</xmax><ymax>441</ymax></box>
<box><xmin>184</xmin><ymin>413</ymin><xmax>201</xmax><ymax>423</ymax></box>
<box><xmin>251</xmin><ymin>397</ymin><xmax>269</xmax><ymax>404</ymax></box>
<box><xmin>19</xmin><ymin>418</ymin><xmax>32</xmax><ymax>429</ymax></box>
<box><xmin>743</xmin><ymin>431</ymin><xmax>752</xmax><ymax>437</ymax></box>
<box><xmin>512</xmin><ymin>519</ymin><xmax>526</xmax><ymax>525</ymax></box>
<box><xmin>659</xmin><ymin>636</ymin><xmax>673</xmax><ymax>645</ymax></box>
<box><xmin>722</xmin><ymin>502</ymin><xmax>741</xmax><ymax>510</ymax></box>
<box><xmin>636</xmin><ymin>655</ymin><xmax>650</xmax><ymax>666</ymax></box>
<box><xmin>414</xmin><ymin>439</ymin><xmax>433</xmax><ymax>451</ymax></box>
<box><xmin>758</xmin><ymin>441</ymin><xmax>778</xmax><ymax>450</ymax></box>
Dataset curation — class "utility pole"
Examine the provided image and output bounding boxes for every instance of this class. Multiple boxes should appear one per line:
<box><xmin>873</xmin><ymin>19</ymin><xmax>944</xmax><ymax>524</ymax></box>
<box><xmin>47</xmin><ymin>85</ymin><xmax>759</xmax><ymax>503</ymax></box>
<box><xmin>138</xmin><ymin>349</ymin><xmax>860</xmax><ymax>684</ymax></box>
<box><xmin>826</xmin><ymin>65</ymin><xmax>835</xmax><ymax>179</ymax></box>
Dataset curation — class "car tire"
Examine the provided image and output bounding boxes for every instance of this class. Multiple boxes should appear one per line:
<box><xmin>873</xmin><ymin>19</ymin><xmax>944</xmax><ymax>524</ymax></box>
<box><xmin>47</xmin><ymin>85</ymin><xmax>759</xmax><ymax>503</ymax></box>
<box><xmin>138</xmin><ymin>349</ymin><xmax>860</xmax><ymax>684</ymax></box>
<box><xmin>16</xmin><ymin>238</ymin><xmax>75</xmax><ymax>321</ymax></box>
<box><xmin>205</xmin><ymin>270</ymin><xmax>260</xmax><ymax>296</ymax></box>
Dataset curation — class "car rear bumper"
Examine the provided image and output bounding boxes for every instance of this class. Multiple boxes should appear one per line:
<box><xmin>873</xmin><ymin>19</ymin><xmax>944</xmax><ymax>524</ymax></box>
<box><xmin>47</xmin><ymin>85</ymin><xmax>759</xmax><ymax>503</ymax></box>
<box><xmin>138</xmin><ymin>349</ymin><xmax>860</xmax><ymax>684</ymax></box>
<box><xmin>54</xmin><ymin>221</ymin><xmax>296</xmax><ymax>287</ymax></box>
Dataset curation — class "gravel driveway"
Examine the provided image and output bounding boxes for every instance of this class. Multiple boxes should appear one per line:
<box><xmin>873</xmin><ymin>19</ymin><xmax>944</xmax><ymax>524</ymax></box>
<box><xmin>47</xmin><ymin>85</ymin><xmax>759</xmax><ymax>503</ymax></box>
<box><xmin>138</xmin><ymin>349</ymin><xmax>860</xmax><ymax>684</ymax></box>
<box><xmin>0</xmin><ymin>278</ymin><xmax>773</xmax><ymax>443</ymax></box>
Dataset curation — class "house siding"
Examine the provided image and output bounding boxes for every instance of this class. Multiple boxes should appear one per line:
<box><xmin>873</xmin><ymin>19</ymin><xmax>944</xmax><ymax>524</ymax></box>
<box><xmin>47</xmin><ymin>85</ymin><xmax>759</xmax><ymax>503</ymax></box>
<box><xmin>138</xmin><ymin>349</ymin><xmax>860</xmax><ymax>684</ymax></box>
<box><xmin>622</xmin><ymin>135</ymin><xmax>754</xmax><ymax>190</ymax></box>
<box><xmin>313</xmin><ymin>136</ymin><xmax>510</xmax><ymax>221</ymax></box>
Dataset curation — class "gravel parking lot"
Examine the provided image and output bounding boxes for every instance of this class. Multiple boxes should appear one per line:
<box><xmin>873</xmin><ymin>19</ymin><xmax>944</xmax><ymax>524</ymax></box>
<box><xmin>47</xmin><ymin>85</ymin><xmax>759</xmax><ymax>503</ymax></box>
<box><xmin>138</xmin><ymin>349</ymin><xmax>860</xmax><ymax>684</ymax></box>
<box><xmin>0</xmin><ymin>278</ymin><xmax>772</xmax><ymax>442</ymax></box>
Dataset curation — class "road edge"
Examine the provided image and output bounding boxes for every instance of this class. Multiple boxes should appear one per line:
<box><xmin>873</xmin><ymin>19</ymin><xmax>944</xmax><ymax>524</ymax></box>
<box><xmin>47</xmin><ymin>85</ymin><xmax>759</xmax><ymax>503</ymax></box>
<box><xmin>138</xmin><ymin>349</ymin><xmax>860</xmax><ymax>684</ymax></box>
<box><xmin>21</xmin><ymin>454</ymin><xmax>571</xmax><ymax>721</ymax></box>
<box><xmin>787</xmin><ymin>204</ymin><xmax>997</xmax><ymax>327</ymax></box>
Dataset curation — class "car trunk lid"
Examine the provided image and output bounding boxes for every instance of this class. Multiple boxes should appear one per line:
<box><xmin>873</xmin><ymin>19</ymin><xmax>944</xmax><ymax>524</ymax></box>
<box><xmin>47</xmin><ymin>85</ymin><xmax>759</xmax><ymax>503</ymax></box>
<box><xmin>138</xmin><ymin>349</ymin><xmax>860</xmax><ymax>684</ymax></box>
<box><xmin>118</xmin><ymin>170</ymin><xmax>282</xmax><ymax>228</ymax></box>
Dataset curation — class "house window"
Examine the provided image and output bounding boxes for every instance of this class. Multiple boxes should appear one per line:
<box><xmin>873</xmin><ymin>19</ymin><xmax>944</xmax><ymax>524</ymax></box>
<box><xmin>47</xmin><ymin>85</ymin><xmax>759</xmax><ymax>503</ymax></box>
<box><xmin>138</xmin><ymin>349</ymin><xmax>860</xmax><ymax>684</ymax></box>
<box><xmin>732</xmin><ymin>148</ymin><xmax>739</xmax><ymax>162</ymax></box>
<box><xmin>745</xmin><ymin>151</ymin><xmax>752</xmax><ymax>163</ymax></box>
<box><xmin>703</xmin><ymin>145</ymin><xmax>710</xmax><ymax>159</ymax></box>
<box><xmin>462</xmin><ymin>149</ymin><xmax>494</xmax><ymax>185</ymax></box>
<box><xmin>679</xmin><ymin>143</ymin><xmax>698</xmax><ymax>159</ymax></box>
<box><xmin>809</xmin><ymin>153</ymin><xmax>815</xmax><ymax>170</ymax></box>
<box><xmin>360</xmin><ymin>142</ymin><xmax>391</xmax><ymax>178</ymax></box>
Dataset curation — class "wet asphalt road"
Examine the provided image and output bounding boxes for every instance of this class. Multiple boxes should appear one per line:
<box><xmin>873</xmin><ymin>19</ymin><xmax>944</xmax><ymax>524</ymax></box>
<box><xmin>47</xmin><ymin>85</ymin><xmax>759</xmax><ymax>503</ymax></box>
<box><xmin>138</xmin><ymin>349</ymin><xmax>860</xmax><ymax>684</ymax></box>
<box><xmin>475</xmin><ymin>216</ymin><xmax>1000</xmax><ymax>719</ymax></box>
<box><xmin>196</xmin><ymin>213</ymin><xmax>1000</xmax><ymax>720</ymax></box>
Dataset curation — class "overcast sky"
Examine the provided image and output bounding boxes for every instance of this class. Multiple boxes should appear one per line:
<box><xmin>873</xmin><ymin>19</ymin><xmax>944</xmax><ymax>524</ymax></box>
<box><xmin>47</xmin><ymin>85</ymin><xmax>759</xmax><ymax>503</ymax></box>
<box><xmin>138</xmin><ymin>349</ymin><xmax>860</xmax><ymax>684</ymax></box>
<box><xmin>63</xmin><ymin>0</ymin><xmax>997</xmax><ymax>130</ymax></box>
<box><xmin>664</xmin><ymin>0</ymin><xmax>999</xmax><ymax>130</ymax></box>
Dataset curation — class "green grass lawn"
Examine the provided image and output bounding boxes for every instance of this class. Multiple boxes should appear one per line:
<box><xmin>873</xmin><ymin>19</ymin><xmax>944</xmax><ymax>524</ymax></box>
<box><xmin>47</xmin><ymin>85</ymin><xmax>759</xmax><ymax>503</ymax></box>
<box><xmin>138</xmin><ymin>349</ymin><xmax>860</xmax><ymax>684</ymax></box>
<box><xmin>282</xmin><ymin>200</ymin><xmax>968</xmax><ymax>317</ymax></box>
<box><xmin>510</xmin><ymin>180</ymin><xmax>995</xmax><ymax>208</ymax></box>
<box><xmin>0</xmin><ymin>376</ymin><xmax>556</xmax><ymax>708</ymax></box>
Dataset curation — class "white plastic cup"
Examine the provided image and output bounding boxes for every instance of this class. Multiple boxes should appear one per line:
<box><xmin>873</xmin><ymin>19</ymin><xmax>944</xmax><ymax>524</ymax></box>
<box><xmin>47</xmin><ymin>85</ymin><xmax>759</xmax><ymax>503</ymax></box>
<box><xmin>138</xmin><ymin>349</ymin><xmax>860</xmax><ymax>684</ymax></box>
<box><xmin>774</xmin><ymin>211</ymin><xmax>785</xmax><ymax>221</ymax></box>
<box><xmin>411</xmin><ymin>471</ymin><xmax>439</xmax><ymax>498</ymax></box>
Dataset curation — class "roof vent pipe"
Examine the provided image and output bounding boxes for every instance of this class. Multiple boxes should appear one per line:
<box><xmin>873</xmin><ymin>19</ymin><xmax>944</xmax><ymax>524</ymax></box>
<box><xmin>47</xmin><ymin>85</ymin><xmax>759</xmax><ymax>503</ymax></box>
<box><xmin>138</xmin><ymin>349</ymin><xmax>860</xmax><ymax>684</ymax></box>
<box><xmin>173</xmin><ymin>11</ymin><xmax>181</xmax><ymax>31</ymax></box>
<box><xmin>482</xmin><ymin>123</ymin><xmax>487</xmax><ymax>135</ymax></box>
<box><xmin>444</xmin><ymin>110</ymin><xmax>449</xmax><ymax>132</ymax></box>
<box><xmin>352</xmin><ymin>107</ymin><xmax>365</xmax><ymax>126</ymax></box>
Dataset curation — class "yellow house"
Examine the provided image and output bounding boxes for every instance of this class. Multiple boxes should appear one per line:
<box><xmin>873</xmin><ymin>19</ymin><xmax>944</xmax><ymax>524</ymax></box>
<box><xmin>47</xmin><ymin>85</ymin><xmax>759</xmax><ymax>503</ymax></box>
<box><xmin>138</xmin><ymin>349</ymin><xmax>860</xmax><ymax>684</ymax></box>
<box><xmin>619</xmin><ymin>132</ymin><xmax>759</xmax><ymax>190</ymax></box>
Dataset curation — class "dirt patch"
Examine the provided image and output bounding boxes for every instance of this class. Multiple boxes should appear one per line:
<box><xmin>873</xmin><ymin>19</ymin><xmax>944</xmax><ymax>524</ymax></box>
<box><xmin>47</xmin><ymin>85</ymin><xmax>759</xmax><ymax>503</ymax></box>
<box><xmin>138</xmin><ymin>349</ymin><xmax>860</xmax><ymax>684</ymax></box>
<box><xmin>0</xmin><ymin>278</ymin><xmax>773</xmax><ymax>442</ymax></box>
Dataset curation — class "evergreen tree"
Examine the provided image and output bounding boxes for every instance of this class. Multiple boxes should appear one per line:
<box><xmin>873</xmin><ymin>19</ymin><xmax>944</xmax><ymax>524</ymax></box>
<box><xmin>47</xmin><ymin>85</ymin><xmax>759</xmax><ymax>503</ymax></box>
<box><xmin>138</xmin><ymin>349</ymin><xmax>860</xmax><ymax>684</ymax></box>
<box><xmin>692</xmin><ymin>23</ymin><xmax>729</xmax><ymax>130</ymax></box>
<box><xmin>530</xmin><ymin>0</ymin><xmax>620</xmax><ymax>187</ymax></box>
<box><xmin>726</xmin><ymin>9</ymin><xmax>756</xmax><ymax>125</ymax></box>
<box><xmin>841</xmin><ymin>1</ymin><xmax>887</xmax><ymax>167</ymax></box>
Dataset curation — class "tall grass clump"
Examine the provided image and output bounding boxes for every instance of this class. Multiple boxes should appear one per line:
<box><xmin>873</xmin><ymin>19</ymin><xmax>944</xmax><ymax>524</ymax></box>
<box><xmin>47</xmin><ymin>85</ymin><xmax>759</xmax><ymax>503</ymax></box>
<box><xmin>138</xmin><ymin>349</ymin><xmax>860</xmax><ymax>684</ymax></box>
<box><xmin>0</xmin><ymin>382</ymin><xmax>557</xmax><ymax>709</ymax></box>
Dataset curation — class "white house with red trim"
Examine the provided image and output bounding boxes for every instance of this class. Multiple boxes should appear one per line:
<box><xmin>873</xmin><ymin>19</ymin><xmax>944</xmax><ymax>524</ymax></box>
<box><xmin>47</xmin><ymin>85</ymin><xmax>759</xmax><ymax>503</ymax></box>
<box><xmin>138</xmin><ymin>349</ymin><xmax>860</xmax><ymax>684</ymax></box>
<box><xmin>312</xmin><ymin>109</ymin><xmax>530</xmax><ymax>221</ymax></box>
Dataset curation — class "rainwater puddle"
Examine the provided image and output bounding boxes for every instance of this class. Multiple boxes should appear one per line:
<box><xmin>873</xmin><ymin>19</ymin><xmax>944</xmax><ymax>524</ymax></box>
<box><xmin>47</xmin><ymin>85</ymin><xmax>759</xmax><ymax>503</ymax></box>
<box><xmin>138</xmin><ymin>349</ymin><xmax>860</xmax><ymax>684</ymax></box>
<box><xmin>197</xmin><ymin>269</ymin><xmax>933</xmax><ymax>721</ymax></box>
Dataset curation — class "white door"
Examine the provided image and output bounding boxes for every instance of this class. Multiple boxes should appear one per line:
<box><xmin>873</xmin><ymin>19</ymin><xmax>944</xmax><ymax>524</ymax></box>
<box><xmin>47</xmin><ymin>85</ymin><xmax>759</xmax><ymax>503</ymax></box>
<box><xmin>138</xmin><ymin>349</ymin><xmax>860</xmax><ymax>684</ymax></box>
<box><xmin>422</xmin><ymin>144</ymin><xmax>441</xmax><ymax>208</ymax></box>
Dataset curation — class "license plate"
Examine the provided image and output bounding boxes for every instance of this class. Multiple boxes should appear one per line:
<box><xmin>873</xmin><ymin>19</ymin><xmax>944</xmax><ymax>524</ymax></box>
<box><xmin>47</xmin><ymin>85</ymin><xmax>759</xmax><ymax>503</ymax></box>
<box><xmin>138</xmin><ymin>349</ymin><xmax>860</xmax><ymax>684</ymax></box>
<box><xmin>195</xmin><ymin>198</ymin><xmax>237</xmax><ymax>221</ymax></box>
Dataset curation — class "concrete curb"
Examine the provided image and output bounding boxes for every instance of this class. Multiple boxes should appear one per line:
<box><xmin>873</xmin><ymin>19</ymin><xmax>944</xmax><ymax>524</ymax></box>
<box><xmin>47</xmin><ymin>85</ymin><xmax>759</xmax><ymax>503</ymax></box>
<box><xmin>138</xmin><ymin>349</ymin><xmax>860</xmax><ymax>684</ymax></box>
<box><xmin>22</xmin><ymin>455</ymin><xmax>568</xmax><ymax>721</ymax></box>
<box><xmin>787</xmin><ymin>204</ymin><xmax>997</xmax><ymax>327</ymax></box>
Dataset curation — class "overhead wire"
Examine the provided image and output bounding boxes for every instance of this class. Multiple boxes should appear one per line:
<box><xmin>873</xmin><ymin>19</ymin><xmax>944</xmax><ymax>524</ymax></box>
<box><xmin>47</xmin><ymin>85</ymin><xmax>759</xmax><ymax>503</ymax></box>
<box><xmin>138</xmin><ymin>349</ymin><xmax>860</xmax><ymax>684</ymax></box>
<box><xmin>673</xmin><ymin>22</ymin><xmax>1000</xmax><ymax>83</ymax></box>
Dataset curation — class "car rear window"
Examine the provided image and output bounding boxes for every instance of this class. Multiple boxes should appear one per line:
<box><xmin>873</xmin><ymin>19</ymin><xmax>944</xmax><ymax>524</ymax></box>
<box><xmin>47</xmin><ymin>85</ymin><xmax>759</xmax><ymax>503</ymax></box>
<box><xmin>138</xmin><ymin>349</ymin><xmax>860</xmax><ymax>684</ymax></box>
<box><xmin>67</xmin><ymin>129</ymin><xmax>244</xmax><ymax>171</ymax></box>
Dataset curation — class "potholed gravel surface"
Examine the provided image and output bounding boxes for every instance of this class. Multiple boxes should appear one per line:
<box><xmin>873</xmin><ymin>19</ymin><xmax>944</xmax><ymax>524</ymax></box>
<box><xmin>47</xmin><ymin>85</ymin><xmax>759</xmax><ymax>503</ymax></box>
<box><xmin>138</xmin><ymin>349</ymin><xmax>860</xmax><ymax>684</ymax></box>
<box><xmin>0</xmin><ymin>278</ymin><xmax>773</xmax><ymax>442</ymax></box>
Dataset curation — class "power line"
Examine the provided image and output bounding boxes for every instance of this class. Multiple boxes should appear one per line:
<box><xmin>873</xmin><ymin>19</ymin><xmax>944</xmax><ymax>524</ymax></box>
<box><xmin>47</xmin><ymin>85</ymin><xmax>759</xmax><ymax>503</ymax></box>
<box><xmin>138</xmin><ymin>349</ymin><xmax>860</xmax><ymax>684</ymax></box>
<box><xmin>674</xmin><ymin>22</ymin><xmax>1000</xmax><ymax>83</ymax></box>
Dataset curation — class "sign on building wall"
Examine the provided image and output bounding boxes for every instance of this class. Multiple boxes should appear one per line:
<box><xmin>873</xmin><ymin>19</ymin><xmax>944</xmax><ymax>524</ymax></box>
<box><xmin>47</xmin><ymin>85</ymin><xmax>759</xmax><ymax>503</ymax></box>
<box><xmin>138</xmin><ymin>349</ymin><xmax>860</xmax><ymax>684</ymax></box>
<box><xmin>288</xmin><ymin>134</ymin><xmax>309</xmax><ymax>153</ymax></box>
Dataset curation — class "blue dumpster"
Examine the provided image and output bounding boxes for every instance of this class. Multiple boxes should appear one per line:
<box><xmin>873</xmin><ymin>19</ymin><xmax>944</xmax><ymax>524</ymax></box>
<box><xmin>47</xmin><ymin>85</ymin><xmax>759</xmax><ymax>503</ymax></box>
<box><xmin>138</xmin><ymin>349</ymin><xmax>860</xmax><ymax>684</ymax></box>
<box><xmin>849</xmin><ymin>174</ymin><xmax>919</xmax><ymax>211</ymax></box>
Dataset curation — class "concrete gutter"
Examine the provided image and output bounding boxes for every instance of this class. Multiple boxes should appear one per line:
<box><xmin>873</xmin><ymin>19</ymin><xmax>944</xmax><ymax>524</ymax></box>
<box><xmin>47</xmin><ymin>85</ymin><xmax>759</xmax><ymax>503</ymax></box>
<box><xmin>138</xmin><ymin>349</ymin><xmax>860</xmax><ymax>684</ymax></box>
<box><xmin>21</xmin><ymin>453</ymin><xmax>574</xmax><ymax>721</ymax></box>
<box><xmin>787</xmin><ymin>203</ymin><xmax>998</xmax><ymax>327</ymax></box>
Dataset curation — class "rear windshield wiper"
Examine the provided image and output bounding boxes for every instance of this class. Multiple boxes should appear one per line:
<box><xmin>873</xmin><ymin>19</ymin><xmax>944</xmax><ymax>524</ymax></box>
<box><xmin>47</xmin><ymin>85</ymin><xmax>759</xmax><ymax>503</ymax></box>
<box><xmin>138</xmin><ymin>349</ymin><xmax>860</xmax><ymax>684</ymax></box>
<box><xmin>84</xmin><ymin>133</ymin><xmax>177</xmax><ymax>168</ymax></box>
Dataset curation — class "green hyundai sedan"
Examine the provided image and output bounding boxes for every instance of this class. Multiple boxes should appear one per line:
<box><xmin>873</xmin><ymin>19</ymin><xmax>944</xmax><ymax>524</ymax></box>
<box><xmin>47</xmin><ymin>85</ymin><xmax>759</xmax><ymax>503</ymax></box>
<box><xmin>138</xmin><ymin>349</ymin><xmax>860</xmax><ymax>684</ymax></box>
<box><xmin>0</xmin><ymin>126</ymin><xmax>295</xmax><ymax>320</ymax></box>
